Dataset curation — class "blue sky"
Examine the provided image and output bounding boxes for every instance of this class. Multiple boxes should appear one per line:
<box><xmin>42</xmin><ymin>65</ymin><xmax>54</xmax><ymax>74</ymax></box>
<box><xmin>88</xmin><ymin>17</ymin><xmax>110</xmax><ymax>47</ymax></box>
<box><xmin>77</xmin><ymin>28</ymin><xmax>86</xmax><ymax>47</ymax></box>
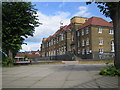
<box><xmin>21</xmin><ymin>2</ymin><xmax>112</xmax><ymax>51</ymax></box>
<box><xmin>32</xmin><ymin>2</ymin><xmax>111</xmax><ymax>20</ymax></box>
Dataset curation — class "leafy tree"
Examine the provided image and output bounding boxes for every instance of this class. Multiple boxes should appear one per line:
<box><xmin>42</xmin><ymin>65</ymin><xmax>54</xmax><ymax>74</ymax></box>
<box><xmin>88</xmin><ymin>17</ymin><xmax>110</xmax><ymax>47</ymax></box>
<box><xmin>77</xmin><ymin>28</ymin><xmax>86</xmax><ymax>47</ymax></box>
<box><xmin>2</xmin><ymin>2</ymin><xmax>39</xmax><ymax>59</ymax></box>
<box><xmin>87</xmin><ymin>2</ymin><xmax>120</xmax><ymax>69</ymax></box>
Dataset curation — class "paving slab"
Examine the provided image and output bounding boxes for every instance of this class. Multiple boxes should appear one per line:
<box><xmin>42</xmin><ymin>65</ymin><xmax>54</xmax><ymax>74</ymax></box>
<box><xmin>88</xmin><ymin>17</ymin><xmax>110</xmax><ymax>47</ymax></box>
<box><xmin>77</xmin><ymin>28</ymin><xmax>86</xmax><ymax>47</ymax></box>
<box><xmin>2</xmin><ymin>64</ymin><xmax>119</xmax><ymax>88</ymax></box>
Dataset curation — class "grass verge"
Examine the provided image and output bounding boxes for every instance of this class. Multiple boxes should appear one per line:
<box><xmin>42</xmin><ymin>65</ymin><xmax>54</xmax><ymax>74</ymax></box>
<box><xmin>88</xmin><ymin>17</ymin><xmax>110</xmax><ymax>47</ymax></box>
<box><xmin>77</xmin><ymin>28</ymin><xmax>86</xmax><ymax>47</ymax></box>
<box><xmin>79</xmin><ymin>59</ymin><xmax>114</xmax><ymax>64</ymax></box>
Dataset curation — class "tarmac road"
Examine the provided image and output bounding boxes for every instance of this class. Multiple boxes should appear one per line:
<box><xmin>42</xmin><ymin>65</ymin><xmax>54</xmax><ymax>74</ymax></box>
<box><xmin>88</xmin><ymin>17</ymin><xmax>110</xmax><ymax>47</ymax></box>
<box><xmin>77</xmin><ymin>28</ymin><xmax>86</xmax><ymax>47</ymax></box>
<box><xmin>2</xmin><ymin>64</ymin><xmax>119</xmax><ymax>88</ymax></box>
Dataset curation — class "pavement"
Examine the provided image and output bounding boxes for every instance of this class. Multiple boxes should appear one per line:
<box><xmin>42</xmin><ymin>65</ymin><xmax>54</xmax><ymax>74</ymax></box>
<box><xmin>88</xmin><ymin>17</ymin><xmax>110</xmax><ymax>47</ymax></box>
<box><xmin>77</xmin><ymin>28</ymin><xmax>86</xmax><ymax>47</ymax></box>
<box><xmin>2</xmin><ymin>63</ymin><xmax>119</xmax><ymax>89</ymax></box>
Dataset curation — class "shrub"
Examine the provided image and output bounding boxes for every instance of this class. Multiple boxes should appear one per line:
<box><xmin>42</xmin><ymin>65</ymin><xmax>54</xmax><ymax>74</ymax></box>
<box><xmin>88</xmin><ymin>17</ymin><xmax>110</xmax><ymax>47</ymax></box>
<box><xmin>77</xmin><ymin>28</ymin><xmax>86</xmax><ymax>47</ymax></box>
<box><xmin>2</xmin><ymin>57</ymin><xmax>15</xmax><ymax>67</ymax></box>
<box><xmin>99</xmin><ymin>65</ymin><xmax>120</xmax><ymax>76</ymax></box>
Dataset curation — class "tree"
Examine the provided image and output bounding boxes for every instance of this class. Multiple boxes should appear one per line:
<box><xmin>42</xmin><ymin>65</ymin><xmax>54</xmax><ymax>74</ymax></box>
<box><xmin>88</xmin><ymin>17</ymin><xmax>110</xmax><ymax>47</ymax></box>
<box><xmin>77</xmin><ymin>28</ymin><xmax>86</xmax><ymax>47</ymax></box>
<box><xmin>87</xmin><ymin>2</ymin><xmax>120</xmax><ymax>69</ymax></box>
<box><xmin>2</xmin><ymin>2</ymin><xmax>39</xmax><ymax>59</ymax></box>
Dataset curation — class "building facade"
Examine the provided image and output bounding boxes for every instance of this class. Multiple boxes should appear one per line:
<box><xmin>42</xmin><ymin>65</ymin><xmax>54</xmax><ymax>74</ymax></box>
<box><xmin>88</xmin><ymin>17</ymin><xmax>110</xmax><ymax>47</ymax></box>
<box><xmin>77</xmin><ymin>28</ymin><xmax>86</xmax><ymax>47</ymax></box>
<box><xmin>41</xmin><ymin>16</ymin><xmax>114</xmax><ymax>60</ymax></box>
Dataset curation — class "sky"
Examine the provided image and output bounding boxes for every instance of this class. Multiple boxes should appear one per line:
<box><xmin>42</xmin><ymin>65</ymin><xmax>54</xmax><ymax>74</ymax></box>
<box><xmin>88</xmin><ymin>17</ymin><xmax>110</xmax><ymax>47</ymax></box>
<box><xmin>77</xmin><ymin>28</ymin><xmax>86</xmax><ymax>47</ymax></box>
<box><xmin>20</xmin><ymin>2</ymin><xmax>112</xmax><ymax>52</ymax></box>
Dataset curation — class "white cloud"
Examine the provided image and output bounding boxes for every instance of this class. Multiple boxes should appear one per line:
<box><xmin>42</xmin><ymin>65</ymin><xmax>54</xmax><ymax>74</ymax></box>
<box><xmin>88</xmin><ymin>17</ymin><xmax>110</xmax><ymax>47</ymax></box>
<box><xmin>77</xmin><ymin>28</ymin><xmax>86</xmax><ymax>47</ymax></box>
<box><xmin>20</xmin><ymin>6</ymin><xmax>91</xmax><ymax>52</ymax></box>
<box><xmin>73</xmin><ymin>6</ymin><xmax>90</xmax><ymax>17</ymax></box>
<box><xmin>21</xmin><ymin>43</ymin><xmax>40</xmax><ymax>51</ymax></box>
<box><xmin>20</xmin><ymin>11</ymin><xmax>70</xmax><ymax>51</ymax></box>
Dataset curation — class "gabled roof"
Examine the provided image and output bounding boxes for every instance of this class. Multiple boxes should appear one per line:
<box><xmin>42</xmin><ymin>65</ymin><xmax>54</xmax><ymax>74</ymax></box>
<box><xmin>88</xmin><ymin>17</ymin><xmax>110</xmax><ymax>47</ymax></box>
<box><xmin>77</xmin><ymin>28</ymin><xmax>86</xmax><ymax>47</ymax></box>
<box><xmin>79</xmin><ymin>17</ymin><xmax>113</xmax><ymax>30</ymax></box>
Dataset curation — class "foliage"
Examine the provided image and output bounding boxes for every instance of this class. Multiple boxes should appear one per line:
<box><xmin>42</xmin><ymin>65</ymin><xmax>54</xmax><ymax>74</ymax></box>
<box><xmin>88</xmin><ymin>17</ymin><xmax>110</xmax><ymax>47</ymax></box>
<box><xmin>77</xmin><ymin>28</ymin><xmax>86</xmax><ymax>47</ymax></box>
<box><xmin>86</xmin><ymin>2</ymin><xmax>118</xmax><ymax>19</ymax></box>
<box><xmin>2</xmin><ymin>57</ymin><xmax>16</xmax><ymax>67</ymax></box>
<box><xmin>2</xmin><ymin>2</ymin><xmax>40</xmax><ymax>58</ymax></box>
<box><xmin>99</xmin><ymin>65</ymin><xmax>120</xmax><ymax>76</ymax></box>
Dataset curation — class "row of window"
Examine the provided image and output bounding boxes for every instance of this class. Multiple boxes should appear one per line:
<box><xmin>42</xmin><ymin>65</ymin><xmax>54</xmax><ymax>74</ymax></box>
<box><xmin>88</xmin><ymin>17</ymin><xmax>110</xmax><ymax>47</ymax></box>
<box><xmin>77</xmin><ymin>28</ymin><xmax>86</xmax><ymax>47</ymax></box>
<box><xmin>81</xmin><ymin>39</ymin><xmax>90</xmax><ymax>46</ymax></box>
<box><xmin>45</xmin><ymin>34</ymin><xmax>66</xmax><ymax>47</ymax></box>
<box><xmin>46</xmin><ymin>46</ymin><xmax>66</xmax><ymax>56</ymax></box>
<box><xmin>80</xmin><ymin>48</ymin><xmax>104</xmax><ymax>55</ymax></box>
<box><xmin>77</xmin><ymin>39</ymin><xmax>90</xmax><ymax>47</ymax></box>
<box><xmin>80</xmin><ymin>43</ymin><xmax>114</xmax><ymax>55</ymax></box>
<box><xmin>77</xmin><ymin>27</ymin><xmax>114</xmax><ymax>37</ymax></box>
<box><xmin>98</xmin><ymin>27</ymin><xmax>114</xmax><ymax>34</ymax></box>
<box><xmin>81</xmin><ymin>47</ymin><xmax>90</xmax><ymax>55</ymax></box>
<box><xmin>80</xmin><ymin>39</ymin><xmax>109</xmax><ymax>47</ymax></box>
<box><xmin>77</xmin><ymin>27</ymin><xmax>89</xmax><ymax>36</ymax></box>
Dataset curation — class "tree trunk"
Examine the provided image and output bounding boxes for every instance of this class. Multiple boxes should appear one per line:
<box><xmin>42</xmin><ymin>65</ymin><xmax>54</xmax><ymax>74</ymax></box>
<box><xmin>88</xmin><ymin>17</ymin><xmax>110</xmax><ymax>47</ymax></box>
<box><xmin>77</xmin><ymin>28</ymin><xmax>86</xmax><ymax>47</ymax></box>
<box><xmin>113</xmin><ymin>2</ymin><xmax>120</xmax><ymax>69</ymax></box>
<box><xmin>8</xmin><ymin>49</ymin><xmax>13</xmax><ymax>59</ymax></box>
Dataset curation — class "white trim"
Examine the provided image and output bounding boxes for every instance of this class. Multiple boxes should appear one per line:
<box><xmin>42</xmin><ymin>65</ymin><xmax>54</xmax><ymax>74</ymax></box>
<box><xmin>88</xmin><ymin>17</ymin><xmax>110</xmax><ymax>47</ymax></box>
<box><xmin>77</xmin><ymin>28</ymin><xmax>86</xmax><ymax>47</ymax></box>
<box><xmin>98</xmin><ymin>27</ymin><xmax>102</xmax><ymax>33</ymax></box>
<box><xmin>82</xmin><ymin>29</ymin><xmax>84</xmax><ymax>36</ymax></box>
<box><xmin>99</xmin><ymin>48</ymin><xmax>104</xmax><ymax>54</ymax></box>
<box><xmin>109</xmin><ymin>29</ymin><xmax>114</xmax><ymax>35</ymax></box>
<box><xmin>99</xmin><ymin>39</ymin><xmax>103</xmax><ymax>45</ymax></box>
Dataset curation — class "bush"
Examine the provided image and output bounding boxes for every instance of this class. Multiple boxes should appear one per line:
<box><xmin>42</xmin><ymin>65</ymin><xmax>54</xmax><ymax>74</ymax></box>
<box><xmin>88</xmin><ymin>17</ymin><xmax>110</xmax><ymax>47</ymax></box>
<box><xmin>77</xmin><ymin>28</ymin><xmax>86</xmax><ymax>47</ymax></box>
<box><xmin>2</xmin><ymin>57</ymin><xmax>15</xmax><ymax>67</ymax></box>
<box><xmin>99</xmin><ymin>65</ymin><xmax>120</xmax><ymax>76</ymax></box>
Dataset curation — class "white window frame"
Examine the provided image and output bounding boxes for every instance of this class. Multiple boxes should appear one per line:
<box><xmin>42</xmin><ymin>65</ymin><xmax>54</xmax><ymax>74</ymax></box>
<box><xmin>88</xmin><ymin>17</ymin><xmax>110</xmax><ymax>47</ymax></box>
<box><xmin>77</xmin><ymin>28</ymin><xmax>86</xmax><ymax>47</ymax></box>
<box><xmin>51</xmin><ymin>39</ymin><xmax>53</xmax><ymax>45</ymax></box>
<box><xmin>99</xmin><ymin>39</ymin><xmax>103</xmax><ymax>45</ymax></box>
<box><xmin>109</xmin><ymin>29</ymin><xmax>114</xmax><ymax>35</ymax></box>
<box><xmin>77</xmin><ymin>31</ymin><xmax>80</xmax><ymax>36</ymax></box>
<box><xmin>78</xmin><ymin>50</ymin><xmax>80</xmax><ymax>54</ymax></box>
<box><xmin>86</xmin><ymin>47</ymin><xmax>89</xmax><ymax>54</ymax></box>
<box><xmin>111</xmin><ymin>40</ymin><xmax>114</xmax><ymax>52</ymax></box>
<box><xmin>82</xmin><ymin>49</ymin><xmax>85</xmax><ymax>55</ymax></box>
<box><xmin>82</xmin><ymin>29</ymin><xmax>84</xmax><ymax>36</ymax></box>
<box><xmin>86</xmin><ymin>27</ymin><xmax>89</xmax><ymax>34</ymax></box>
<box><xmin>99</xmin><ymin>48</ymin><xmax>104</xmax><ymax>54</ymax></box>
<box><xmin>86</xmin><ymin>39</ymin><xmax>89</xmax><ymax>45</ymax></box>
<box><xmin>82</xmin><ymin>40</ymin><xmax>85</xmax><ymax>46</ymax></box>
<box><xmin>98</xmin><ymin>27</ymin><xmax>102</xmax><ymax>33</ymax></box>
<box><xmin>49</xmin><ymin>41</ymin><xmax>51</xmax><ymax>46</ymax></box>
<box><xmin>54</xmin><ymin>39</ymin><xmax>56</xmax><ymax>44</ymax></box>
<box><xmin>49</xmin><ymin>51</ymin><xmax>51</xmax><ymax>56</ymax></box>
<box><xmin>78</xmin><ymin>40</ymin><xmax>80</xmax><ymax>47</ymax></box>
<box><xmin>63</xmin><ymin>46</ymin><xmax>66</xmax><ymax>54</ymax></box>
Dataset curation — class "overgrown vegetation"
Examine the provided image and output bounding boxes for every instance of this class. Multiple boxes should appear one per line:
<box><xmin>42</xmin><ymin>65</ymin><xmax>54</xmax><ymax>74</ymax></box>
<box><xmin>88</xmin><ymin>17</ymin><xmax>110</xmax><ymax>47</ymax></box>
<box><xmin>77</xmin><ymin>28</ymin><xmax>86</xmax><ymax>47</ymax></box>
<box><xmin>2</xmin><ymin>57</ymin><xmax>16</xmax><ymax>67</ymax></box>
<box><xmin>99</xmin><ymin>64</ymin><xmax>120</xmax><ymax>76</ymax></box>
